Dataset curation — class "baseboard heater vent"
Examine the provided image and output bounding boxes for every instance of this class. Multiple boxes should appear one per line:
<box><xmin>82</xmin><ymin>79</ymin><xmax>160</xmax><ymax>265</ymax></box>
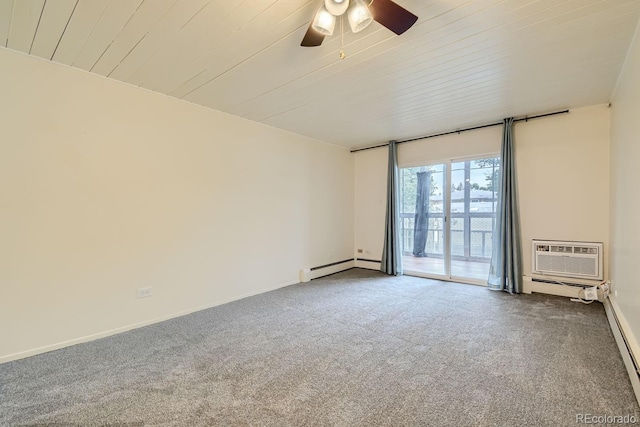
<box><xmin>310</xmin><ymin>259</ymin><xmax>354</xmax><ymax>271</ymax></box>
<box><xmin>532</xmin><ymin>240</ymin><xmax>603</xmax><ymax>280</ymax></box>
<box><xmin>605</xmin><ymin>300</ymin><xmax>640</xmax><ymax>403</ymax></box>
<box><xmin>531</xmin><ymin>277</ymin><xmax>592</xmax><ymax>288</ymax></box>
<box><xmin>300</xmin><ymin>259</ymin><xmax>355</xmax><ymax>282</ymax></box>
<box><xmin>609</xmin><ymin>302</ymin><xmax>640</xmax><ymax>375</ymax></box>
<box><xmin>355</xmin><ymin>258</ymin><xmax>381</xmax><ymax>263</ymax></box>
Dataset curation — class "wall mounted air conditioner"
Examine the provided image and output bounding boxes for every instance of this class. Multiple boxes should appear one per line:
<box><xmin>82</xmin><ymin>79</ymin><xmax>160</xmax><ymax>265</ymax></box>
<box><xmin>532</xmin><ymin>240</ymin><xmax>603</xmax><ymax>281</ymax></box>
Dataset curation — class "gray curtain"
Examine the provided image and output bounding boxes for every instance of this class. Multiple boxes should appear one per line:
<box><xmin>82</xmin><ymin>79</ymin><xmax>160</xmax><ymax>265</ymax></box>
<box><xmin>413</xmin><ymin>171</ymin><xmax>431</xmax><ymax>257</ymax></box>
<box><xmin>381</xmin><ymin>140</ymin><xmax>403</xmax><ymax>276</ymax></box>
<box><xmin>488</xmin><ymin>118</ymin><xmax>522</xmax><ymax>293</ymax></box>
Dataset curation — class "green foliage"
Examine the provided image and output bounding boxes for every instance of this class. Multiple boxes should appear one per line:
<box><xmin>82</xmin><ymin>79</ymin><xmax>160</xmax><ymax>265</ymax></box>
<box><xmin>478</xmin><ymin>158</ymin><xmax>500</xmax><ymax>191</ymax></box>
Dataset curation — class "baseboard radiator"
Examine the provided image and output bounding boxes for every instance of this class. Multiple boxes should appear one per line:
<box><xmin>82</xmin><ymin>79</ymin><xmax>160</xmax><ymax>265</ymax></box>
<box><xmin>522</xmin><ymin>275</ymin><xmax>593</xmax><ymax>298</ymax></box>
<box><xmin>604</xmin><ymin>299</ymin><xmax>640</xmax><ymax>404</ymax></box>
<box><xmin>299</xmin><ymin>259</ymin><xmax>355</xmax><ymax>282</ymax></box>
<box><xmin>354</xmin><ymin>258</ymin><xmax>382</xmax><ymax>270</ymax></box>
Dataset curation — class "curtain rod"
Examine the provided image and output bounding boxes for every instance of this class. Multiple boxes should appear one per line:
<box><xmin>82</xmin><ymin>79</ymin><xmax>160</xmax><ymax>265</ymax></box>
<box><xmin>350</xmin><ymin>109</ymin><xmax>570</xmax><ymax>153</ymax></box>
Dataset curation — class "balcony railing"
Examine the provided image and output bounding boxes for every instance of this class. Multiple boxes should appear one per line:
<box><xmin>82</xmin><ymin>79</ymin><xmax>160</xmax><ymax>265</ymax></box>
<box><xmin>400</xmin><ymin>212</ymin><xmax>495</xmax><ymax>262</ymax></box>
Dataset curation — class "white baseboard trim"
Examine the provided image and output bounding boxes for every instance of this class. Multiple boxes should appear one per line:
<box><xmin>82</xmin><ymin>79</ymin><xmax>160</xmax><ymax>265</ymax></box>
<box><xmin>522</xmin><ymin>275</ymin><xmax>583</xmax><ymax>298</ymax></box>
<box><xmin>604</xmin><ymin>298</ymin><xmax>640</xmax><ymax>405</ymax></box>
<box><xmin>311</xmin><ymin>260</ymin><xmax>355</xmax><ymax>280</ymax></box>
<box><xmin>354</xmin><ymin>259</ymin><xmax>381</xmax><ymax>270</ymax></box>
<box><xmin>299</xmin><ymin>260</ymin><xmax>355</xmax><ymax>282</ymax></box>
<box><xmin>0</xmin><ymin>279</ymin><xmax>299</xmax><ymax>365</ymax></box>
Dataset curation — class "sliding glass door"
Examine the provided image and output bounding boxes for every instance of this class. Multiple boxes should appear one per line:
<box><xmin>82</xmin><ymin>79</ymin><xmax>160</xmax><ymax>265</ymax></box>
<box><xmin>400</xmin><ymin>156</ymin><xmax>499</xmax><ymax>284</ymax></box>
<box><xmin>399</xmin><ymin>164</ymin><xmax>447</xmax><ymax>277</ymax></box>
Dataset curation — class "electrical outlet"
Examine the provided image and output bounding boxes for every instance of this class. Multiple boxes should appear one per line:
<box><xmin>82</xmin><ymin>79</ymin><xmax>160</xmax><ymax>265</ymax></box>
<box><xmin>136</xmin><ymin>287</ymin><xmax>153</xmax><ymax>298</ymax></box>
<box><xmin>365</xmin><ymin>250</ymin><xmax>371</xmax><ymax>255</ymax></box>
<box><xmin>357</xmin><ymin>249</ymin><xmax>363</xmax><ymax>253</ymax></box>
<box><xmin>583</xmin><ymin>286</ymin><xmax>598</xmax><ymax>301</ymax></box>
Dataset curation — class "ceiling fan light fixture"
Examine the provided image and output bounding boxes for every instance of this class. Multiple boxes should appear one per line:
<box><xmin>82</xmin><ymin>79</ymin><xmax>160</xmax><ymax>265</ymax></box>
<box><xmin>347</xmin><ymin>0</ymin><xmax>373</xmax><ymax>33</ymax></box>
<box><xmin>324</xmin><ymin>0</ymin><xmax>350</xmax><ymax>16</ymax></box>
<box><xmin>312</xmin><ymin>6</ymin><xmax>336</xmax><ymax>36</ymax></box>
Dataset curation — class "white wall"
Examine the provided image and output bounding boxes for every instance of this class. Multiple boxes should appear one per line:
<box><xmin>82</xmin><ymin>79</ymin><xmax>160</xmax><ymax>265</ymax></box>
<box><xmin>517</xmin><ymin>105</ymin><xmax>610</xmax><ymax>279</ymax></box>
<box><xmin>353</xmin><ymin>105</ymin><xmax>610</xmax><ymax>281</ymax></box>
<box><xmin>0</xmin><ymin>48</ymin><xmax>354</xmax><ymax>362</ymax></box>
<box><xmin>354</xmin><ymin>147</ymin><xmax>388</xmax><ymax>267</ymax></box>
<box><xmin>609</xmin><ymin>22</ymin><xmax>640</xmax><ymax>358</ymax></box>
<box><xmin>397</xmin><ymin>127</ymin><xmax>502</xmax><ymax>167</ymax></box>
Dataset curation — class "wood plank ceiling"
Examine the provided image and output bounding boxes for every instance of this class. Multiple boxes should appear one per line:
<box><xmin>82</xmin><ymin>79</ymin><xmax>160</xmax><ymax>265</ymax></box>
<box><xmin>1</xmin><ymin>0</ymin><xmax>639</xmax><ymax>149</ymax></box>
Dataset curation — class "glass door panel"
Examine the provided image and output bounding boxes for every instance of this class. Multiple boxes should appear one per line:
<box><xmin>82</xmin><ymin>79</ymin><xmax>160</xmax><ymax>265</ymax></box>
<box><xmin>450</xmin><ymin>158</ymin><xmax>499</xmax><ymax>281</ymax></box>
<box><xmin>400</xmin><ymin>164</ymin><xmax>447</xmax><ymax>277</ymax></box>
<box><xmin>401</xmin><ymin>156</ymin><xmax>499</xmax><ymax>284</ymax></box>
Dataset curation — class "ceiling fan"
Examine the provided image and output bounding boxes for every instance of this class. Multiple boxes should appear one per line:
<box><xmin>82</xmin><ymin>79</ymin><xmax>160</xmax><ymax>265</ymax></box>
<box><xmin>301</xmin><ymin>0</ymin><xmax>418</xmax><ymax>47</ymax></box>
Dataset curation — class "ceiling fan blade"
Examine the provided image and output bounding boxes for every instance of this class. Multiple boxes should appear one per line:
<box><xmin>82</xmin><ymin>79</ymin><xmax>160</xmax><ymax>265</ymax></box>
<box><xmin>368</xmin><ymin>0</ymin><xmax>418</xmax><ymax>35</ymax></box>
<box><xmin>301</xmin><ymin>22</ymin><xmax>325</xmax><ymax>47</ymax></box>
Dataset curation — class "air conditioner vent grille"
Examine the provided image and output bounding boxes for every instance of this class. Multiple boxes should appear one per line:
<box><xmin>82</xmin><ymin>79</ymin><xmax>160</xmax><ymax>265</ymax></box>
<box><xmin>532</xmin><ymin>240</ymin><xmax>603</xmax><ymax>280</ymax></box>
<box><xmin>550</xmin><ymin>245</ymin><xmax>573</xmax><ymax>253</ymax></box>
